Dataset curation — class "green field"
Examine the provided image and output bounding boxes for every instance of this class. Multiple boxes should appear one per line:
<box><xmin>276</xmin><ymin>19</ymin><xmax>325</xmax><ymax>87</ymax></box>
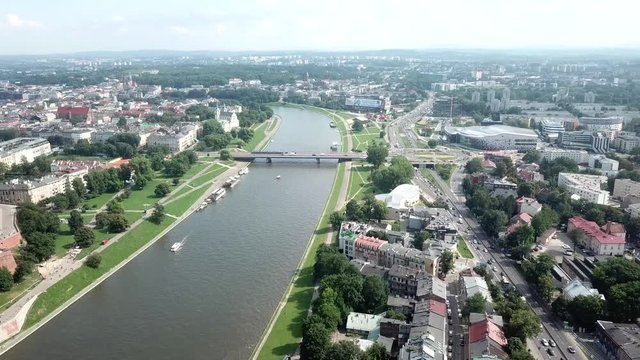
<box><xmin>351</xmin><ymin>125</ymin><xmax>382</xmax><ymax>151</ymax></box>
<box><xmin>244</xmin><ymin>121</ymin><xmax>269</xmax><ymax>151</ymax></box>
<box><xmin>255</xmin><ymin>163</ymin><xmax>346</xmax><ymax>360</ymax></box>
<box><xmin>457</xmin><ymin>238</ymin><xmax>474</xmax><ymax>259</ymax></box>
<box><xmin>121</xmin><ymin>178</ymin><xmax>169</xmax><ymax>211</ymax></box>
<box><xmin>0</xmin><ymin>273</ymin><xmax>40</xmax><ymax>311</ymax></box>
<box><xmin>83</xmin><ymin>193</ymin><xmax>116</xmax><ymax>210</ymax></box>
<box><xmin>347</xmin><ymin>163</ymin><xmax>374</xmax><ymax>201</ymax></box>
<box><xmin>189</xmin><ymin>165</ymin><xmax>227</xmax><ymax>188</ymax></box>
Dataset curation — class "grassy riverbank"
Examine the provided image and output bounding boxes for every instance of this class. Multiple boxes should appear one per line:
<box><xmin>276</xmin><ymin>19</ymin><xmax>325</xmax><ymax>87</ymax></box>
<box><xmin>255</xmin><ymin>162</ymin><xmax>346</xmax><ymax>360</ymax></box>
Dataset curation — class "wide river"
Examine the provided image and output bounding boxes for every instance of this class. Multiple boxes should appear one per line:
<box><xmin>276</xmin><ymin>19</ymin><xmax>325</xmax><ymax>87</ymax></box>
<box><xmin>2</xmin><ymin>106</ymin><xmax>340</xmax><ymax>360</ymax></box>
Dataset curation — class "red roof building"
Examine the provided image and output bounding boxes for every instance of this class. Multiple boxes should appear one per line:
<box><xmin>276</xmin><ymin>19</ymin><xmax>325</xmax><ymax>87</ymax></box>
<box><xmin>468</xmin><ymin>318</ymin><xmax>508</xmax><ymax>359</ymax></box>
<box><xmin>568</xmin><ymin>217</ymin><xmax>625</xmax><ymax>256</ymax></box>
<box><xmin>57</xmin><ymin>106</ymin><xmax>90</xmax><ymax>119</ymax></box>
<box><xmin>428</xmin><ymin>299</ymin><xmax>447</xmax><ymax>317</ymax></box>
<box><xmin>354</xmin><ymin>235</ymin><xmax>388</xmax><ymax>266</ymax></box>
<box><xmin>0</xmin><ymin>251</ymin><xmax>17</xmax><ymax>274</ymax></box>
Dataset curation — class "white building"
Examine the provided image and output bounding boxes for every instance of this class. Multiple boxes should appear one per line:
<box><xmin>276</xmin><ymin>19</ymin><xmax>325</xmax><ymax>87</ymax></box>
<box><xmin>346</xmin><ymin>312</ymin><xmax>383</xmax><ymax>338</ymax></box>
<box><xmin>612</xmin><ymin>134</ymin><xmax>640</xmax><ymax>153</ymax></box>
<box><xmin>540</xmin><ymin>119</ymin><xmax>565</xmax><ymax>138</ymax></box>
<box><xmin>445</xmin><ymin>125</ymin><xmax>538</xmax><ymax>151</ymax></box>
<box><xmin>562</xmin><ymin>279</ymin><xmax>603</xmax><ymax>301</ymax></box>
<box><xmin>0</xmin><ymin>138</ymin><xmax>52</xmax><ymax>167</ymax></box>
<box><xmin>628</xmin><ymin>203</ymin><xmax>640</xmax><ymax>219</ymax></box>
<box><xmin>0</xmin><ymin>169</ymin><xmax>87</xmax><ymax>205</ymax></box>
<box><xmin>540</xmin><ymin>148</ymin><xmax>589</xmax><ymax>164</ymax></box>
<box><xmin>558</xmin><ymin>172</ymin><xmax>609</xmax><ymax>205</ymax></box>
<box><xmin>613</xmin><ymin>179</ymin><xmax>640</xmax><ymax>199</ymax></box>
<box><xmin>375</xmin><ymin>184</ymin><xmax>420</xmax><ymax>211</ymax></box>
<box><xmin>147</xmin><ymin>127</ymin><xmax>197</xmax><ymax>153</ymax></box>
<box><xmin>588</xmin><ymin>155</ymin><xmax>619</xmax><ymax>176</ymax></box>
<box><xmin>462</xmin><ymin>276</ymin><xmax>493</xmax><ymax>304</ymax></box>
<box><xmin>579</xmin><ymin>116</ymin><xmax>624</xmax><ymax>132</ymax></box>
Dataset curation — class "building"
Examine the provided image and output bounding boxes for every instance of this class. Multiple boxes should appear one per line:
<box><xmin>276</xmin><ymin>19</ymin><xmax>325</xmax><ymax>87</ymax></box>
<box><xmin>558</xmin><ymin>172</ymin><xmax>609</xmax><ymax>204</ymax></box>
<box><xmin>0</xmin><ymin>169</ymin><xmax>87</xmax><ymax>205</ymax></box>
<box><xmin>628</xmin><ymin>203</ymin><xmax>640</xmax><ymax>219</ymax></box>
<box><xmin>613</xmin><ymin>179</ymin><xmax>640</xmax><ymax>199</ymax></box>
<box><xmin>339</xmin><ymin>222</ymin><xmax>371</xmax><ymax>258</ymax></box>
<box><xmin>375</xmin><ymin>184</ymin><xmax>421</xmax><ymax>216</ymax></box>
<box><xmin>0</xmin><ymin>138</ymin><xmax>52</xmax><ymax>167</ymax></box>
<box><xmin>462</xmin><ymin>276</ymin><xmax>493</xmax><ymax>305</ymax></box>
<box><xmin>345</xmin><ymin>96</ymin><xmax>391</xmax><ymax>114</ymax></box>
<box><xmin>588</xmin><ymin>155</ymin><xmax>619</xmax><ymax>176</ymax></box>
<box><xmin>540</xmin><ymin>119</ymin><xmax>566</xmax><ymax>139</ymax></box>
<box><xmin>471</xmin><ymin>91</ymin><xmax>481</xmax><ymax>103</ymax></box>
<box><xmin>146</xmin><ymin>125</ymin><xmax>198</xmax><ymax>153</ymax></box>
<box><xmin>387</xmin><ymin>264</ymin><xmax>423</xmax><ymax>298</ymax></box>
<box><xmin>612</xmin><ymin>133</ymin><xmax>640</xmax><ymax>153</ymax></box>
<box><xmin>346</xmin><ymin>312</ymin><xmax>384</xmax><ymax>339</ymax></box>
<box><xmin>540</xmin><ymin>148</ymin><xmax>590</xmax><ymax>164</ymax></box>
<box><xmin>398</xmin><ymin>333</ymin><xmax>446</xmax><ymax>360</ymax></box>
<box><xmin>31</xmin><ymin>128</ymin><xmax>94</xmax><ymax>144</ymax></box>
<box><xmin>486</xmin><ymin>89</ymin><xmax>495</xmax><ymax>103</ymax></box>
<box><xmin>579</xmin><ymin>116</ymin><xmax>624</xmax><ymax>132</ymax></box>
<box><xmin>444</xmin><ymin>125</ymin><xmax>538</xmax><ymax>151</ymax></box>
<box><xmin>354</xmin><ymin>235</ymin><xmax>388</xmax><ymax>265</ymax></box>
<box><xmin>485</xmin><ymin>178</ymin><xmax>518</xmax><ymax>198</ymax></box>
<box><xmin>500</xmin><ymin>88</ymin><xmax>510</xmax><ymax>110</ymax></box>
<box><xmin>468</xmin><ymin>314</ymin><xmax>508</xmax><ymax>359</ymax></box>
<box><xmin>57</xmin><ymin>106</ymin><xmax>92</xmax><ymax>121</ymax></box>
<box><xmin>595</xmin><ymin>320</ymin><xmax>640</xmax><ymax>360</ymax></box>
<box><xmin>516</xmin><ymin>196</ymin><xmax>542</xmax><ymax>216</ymax></box>
<box><xmin>562</xmin><ymin>279</ymin><xmax>603</xmax><ymax>301</ymax></box>
<box><xmin>558</xmin><ymin>131</ymin><xmax>609</xmax><ymax>153</ymax></box>
<box><xmin>379</xmin><ymin>243</ymin><xmax>432</xmax><ymax>272</ymax></box>
<box><xmin>568</xmin><ymin>217</ymin><xmax>625</xmax><ymax>256</ymax></box>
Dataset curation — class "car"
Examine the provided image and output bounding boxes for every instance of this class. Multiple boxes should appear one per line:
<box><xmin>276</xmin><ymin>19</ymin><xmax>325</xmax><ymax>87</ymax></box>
<box><xmin>549</xmin><ymin>339</ymin><xmax>556</xmax><ymax>347</ymax></box>
<box><xmin>458</xmin><ymin>313</ymin><xmax>462</xmax><ymax>319</ymax></box>
<box><xmin>487</xmin><ymin>258</ymin><xmax>493</xmax><ymax>265</ymax></box>
<box><xmin>483</xmin><ymin>248</ymin><xmax>488</xmax><ymax>253</ymax></box>
<box><xmin>567</xmin><ymin>346</ymin><xmax>576</xmax><ymax>354</ymax></box>
<box><xmin>448</xmin><ymin>330</ymin><xmax>453</xmax><ymax>336</ymax></box>
<box><xmin>541</xmin><ymin>338</ymin><xmax>549</xmax><ymax>346</ymax></box>
<box><xmin>547</xmin><ymin>348</ymin><xmax>555</xmax><ymax>356</ymax></box>
<box><xmin>492</xmin><ymin>266</ymin><xmax>498</xmax><ymax>272</ymax></box>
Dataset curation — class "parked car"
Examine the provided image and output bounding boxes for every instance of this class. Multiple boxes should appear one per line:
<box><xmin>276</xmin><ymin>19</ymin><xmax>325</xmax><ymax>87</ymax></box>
<box><xmin>549</xmin><ymin>339</ymin><xmax>556</xmax><ymax>347</ymax></box>
<box><xmin>541</xmin><ymin>338</ymin><xmax>549</xmax><ymax>346</ymax></box>
<box><xmin>567</xmin><ymin>346</ymin><xmax>576</xmax><ymax>353</ymax></box>
<box><xmin>547</xmin><ymin>348</ymin><xmax>555</xmax><ymax>356</ymax></box>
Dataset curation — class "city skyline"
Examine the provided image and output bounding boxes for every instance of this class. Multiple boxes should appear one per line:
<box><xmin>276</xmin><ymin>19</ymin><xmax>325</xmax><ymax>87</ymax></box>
<box><xmin>0</xmin><ymin>0</ymin><xmax>639</xmax><ymax>55</ymax></box>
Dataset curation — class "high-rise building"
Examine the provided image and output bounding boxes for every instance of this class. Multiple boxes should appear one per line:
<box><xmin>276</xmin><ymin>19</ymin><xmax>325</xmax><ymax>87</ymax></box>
<box><xmin>486</xmin><ymin>89</ymin><xmax>495</xmax><ymax>103</ymax></box>
<box><xmin>584</xmin><ymin>91</ymin><xmax>596</xmax><ymax>103</ymax></box>
<box><xmin>501</xmin><ymin>88</ymin><xmax>511</xmax><ymax>110</ymax></box>
<box><xmin>471</xmin><ymin>91</ymin><xmax>481</xmax><ymax>103</ymax></box>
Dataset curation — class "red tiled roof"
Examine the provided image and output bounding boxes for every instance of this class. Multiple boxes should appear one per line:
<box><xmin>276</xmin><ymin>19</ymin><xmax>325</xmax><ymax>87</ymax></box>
<box><xmin>0</xmin><ymin>233</ymin><xmax>22</xmax><ymax>251</ymax></box>
<box><xmin>429</xmin><ymin>299</ymin><xmax>447</xmax><ymax>317</ymax></box>
<box><xmin>601</xmin><ymin>221</ymin><xmax>626</xmax><ymax>236</ymax></box>
<box><xmin>469</xmin><ymin>319</ymin><xmax>507</xmax><ymax>346</ymax></box>
<box><xmin>569</xmin><ymin>217</ymin><xmax>625</xmax><ymax>245</ymax></box>
<box><xmin>57</xmin><ymin>106</ymin><xmax>89</xmax><ymax>117</ymax></box>
<box><xmin>511</xmin><ymin>212</ymin><xmax>532</xmax><ymax>224</ymax></box>
<box><xmin>355</xmin><ymin>235</ymin><xmax>388</xmax><ymax>250</ymax></box>
<box><xmin>0</xmin><ymin>251</ymin><xmax>17</xmax><ymax>274</ymax></box>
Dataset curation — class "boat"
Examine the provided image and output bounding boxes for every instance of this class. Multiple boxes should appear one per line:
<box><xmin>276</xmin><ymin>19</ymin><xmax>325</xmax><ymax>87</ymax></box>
<box><xmin>238</xmin><ymin>167</ymin><xmax>249</xmax><ymax>176</ymax></box>
<box><xmin>223</xmin><ymin>176</ymin><xmax>240</xmax><ymax>188</ymax></box>
<box><xmin>330</xmin><ymin>141</ymin><xmax>339</xmax><ymax>150</ymax></box>
<box><xmin>170</xmin><ymin>242</ymin><xmax>183</xmax><ymax>252</ymax></box>
<box><xmin>211</xmin><ymin>187</ymin><xmax>226</xmax><ymax>201</ymax></box>
<box><xmin>276</xmin><ymin>175</ymin><xmax>281</xmax><ymax>180</ymax></box>
<box><xmin>329</xmin><ymin>121</ymin><xmax>336</xmax><ymax>128</ymax></box>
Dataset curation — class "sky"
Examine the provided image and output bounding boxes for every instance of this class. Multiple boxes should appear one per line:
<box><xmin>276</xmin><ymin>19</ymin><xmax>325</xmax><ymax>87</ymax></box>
<box><xmin>0</xmin><ymin>0</ymin><xmax>638</xmax><ymax>55</ymax></box>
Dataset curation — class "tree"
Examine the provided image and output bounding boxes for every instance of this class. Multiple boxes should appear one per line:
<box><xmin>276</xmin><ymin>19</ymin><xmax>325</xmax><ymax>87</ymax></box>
<box><xmin>74</xmin><ymin>226</ymin><xmax>95</xmax><ymax>248</ymax></box>
<box><xmin>345</xmin><ymin>200</ymin><xmax>364</xmax><ymax>221</ymax></box>
<box><xmin>0</xmin><ymin>267</ymin><xmax>13</xmax><ymax>292</ymax></box>
<box><xmin>531</xmin><ymin>207</ymin><xmax>558</xmax><ymax>236</ymax></box>
<box><xmin>366</xmin><ymin>142</ymin><xmax>388</xmax><ymax>169</ymax></box>
<box><xmin>385</xmin><ymin>309</ymin><xmax>406</xmax><ymax>321</ymax></box>
<box><xmin>314</xmin><ymin>246</ymin><xmax>353</xmax><ymax>280</ymax></box>
<box><xmin>68</xmin><ymin>210</ymin><xmax>84</xmax><ymax>234</ymax></box>
<box><xmin>371</xmin><ymin>201</ymin><xmax>387</xmax><ymax>222</ymax></box>
<box><xmin>465</xmin><ymin>158</ymin><xmax>483</xmax><ymax>174</ymax></box>
<box><xmin>370</xmin><ymin>157</ymin><xmax>415</xmax><ymax>192</ymax></box>
<box><xmin>480</xmin><ymin>210</ymin><xmax>508</xmax><ymax>237</ymax></box>
<box><xmin>320</xmin><ymin>274</ymin><xmax>364</xmax><ymax>310</ymax></box>
<box><xmin>427</xmin><ymin>139</ymin><xmax>438</xmax><ymax>148</ymax></box>
<box><xmin>440</xmin><ymin>249</ymin><xmax>454</xmax><ymax>275</ymax></box>
<box><xmin>413</xmin><ymin>231</ymin><xmax>431</xmax><ymax>251</ymax></box>
<box><xmin>464</xmin><ymin>293</ymin><xmax>487</xmax><ymax>315</ymax></box>
<box><xmin>301</xmin><ymin>320</ymin><xmax>331</xmax><ymax>360</ymax></box>
<box><xmin>493</xmin><ymin>162</ymin><xmax>507</xmax><ymax>178</ymax></box>
<box><xmin>106</xmin><ymin>200</ymin><xmax>124</xmax><ymax>214</ymax></box>
<box><xmin>592</xmin><ymin>258</ymin><xmax>640</xmax><ymax>294</ymax></box>
<box><xmin>325</xmin><ymin>341</ymin><xmax>362</xmax><ymax>360</ymax></box>
<box><xmin>507</xmin><ymin>309</ymin><xmax>541</xmax><ymax>340</ymax></box>
<box><xmin>522</xmin><ymin>150</ymin><xmax>541</xmax><ymax>164</ymax></box>
<box><xmin>314</xmin><ymin>288</ymin><xmax>343</xmax><ymax>330</ymax></box>
<box><xmin>85</xmin><ymin>253</ymin><xmax>102</xmax><ymax>268</ymax></box>
<box><xmin>23</xmin><ymin>232</ymin><xmax>56</xmax><ymax>262</ymax></box>
<box><xmin>537</xmin><ymin>274</ymin><xmax>555</xmax><ymax>303</ymax></box>
<box><xmin>506</xmin><ymin>224</ymin><xmax>535</xmax><ymax>248</ymax></box>
<box><xmin>329</xmin><ymin>211</ymin><xmax>345</xmax><ymax>230</ymax></box>
<box><xmin>607</xmin><ymin>280</ymin><xmax>640</xmax><ymax>322</ymax></box>
<box><xmin>379</xmin><ymin>130</ymin><xmax>385</xmax><ymax>138</ymax></box>
<box><xmin>52</xmin><ymin>194</ymin><xmax>69</xmax><ymax>211</ymax></box>
<box><xmin>204</xmin><ymin>133</ymin><xmax>232</xmax><ymax>150</ymax></box>
<box><xmin>517</xmin><ymin>183</ymin><xmax>534</xmax><ymax>197</ymax></box>
<box><xmin>360</xmin><ymin>342</ymin><xmax>391</xmax><ymax>360</ymax></box>
<box><xmin>72</xmin><ymin>177</ymin><xmax>87</xmax><ymax>198</ymax></box>
<box><xmin>150</xmin><ymin>204</ymin><xmax>166</xmax><ymax>225</ymax></box>
<box><xmin>361</xmin><ymin>275</ymin><xmax>389</xmax><ymax>313</ymax></box>
<box><xmin>13</xmin><ymin>258</ymin><xmax>34</xmax><ymax>283</ymax></box>
<box><xmin>154</xmin><ymin>183</ymin><xmax>171</xmax><ymax>197</ymax></box>
<box><xmin>107</xmin><ymin>214</ymin><xmax>128</xmax><ymax>233</ymax></box>
<box><xmin>219</xmin><ymin>149</ymin><xmax>231</xmax><ymax>161</ymax></box>
<box><xmin>507</xmin><ymin>337</ymin><xmax>535</xmax><ymax>360</ymax></box>
<box><xmin>567</xmin><ymin>294</ymin><xmax>606</xmax><ymax>330</ymax></box>
<box><xmin>237</xmin><ymin>127</ymin><xmax>254</xmax><ymax>142</ymax></box>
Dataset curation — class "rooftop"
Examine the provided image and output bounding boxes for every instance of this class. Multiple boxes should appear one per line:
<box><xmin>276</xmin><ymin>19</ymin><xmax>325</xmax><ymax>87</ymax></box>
<box><xmin>569</xmin><ymin>217</ymin><xmax>625</xmax><ymax>245</ymax></box>
<box><xmin>597</xmin><ymin>320</ymin><xmax>640</xmax><ymax>359</ymax></box>
<box><xmin>347</xmin><ymin>312</ymin><xmax>384</xmax><ymax>333</ymax></box>
<box><xmin>448</xmin><ymin>125</ymin><xmax>538</xmax><ymax>139</ymax></box>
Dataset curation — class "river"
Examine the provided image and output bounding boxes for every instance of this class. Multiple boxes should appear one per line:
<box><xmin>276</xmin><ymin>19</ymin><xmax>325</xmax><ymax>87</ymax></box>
<box><xmin>2</xmin><ymin>106</ymin><xmax>340</xmax><ymax>360</ymax></box>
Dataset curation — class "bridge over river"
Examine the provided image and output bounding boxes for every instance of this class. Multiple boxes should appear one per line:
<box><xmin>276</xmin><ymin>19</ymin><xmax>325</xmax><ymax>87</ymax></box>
<box><xmin>230</xmin><ymin>151</ymin><xmax>439</xmax><ymax>168</ymax></box>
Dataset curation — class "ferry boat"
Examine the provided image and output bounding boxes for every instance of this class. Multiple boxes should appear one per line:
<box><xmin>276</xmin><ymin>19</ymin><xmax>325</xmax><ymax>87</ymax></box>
<box><xmin>170</xmin><ymin>242</ymin><xmax>183</xmax><ymax>252</ymax></box>
<box><xmin>330</xmin><ymin>141</ymin><xmax>339</xmax><ymax>150</ymax></box>
<box><xmin>223</xmin><ymin>176</ymin><xmax>240</xmax><ymax>188</ymax></box>
<box><xmin>211</xmin><ymin>188</ymin><xmax>226</xmax><ymax>201</ymax></box>
<box><xmin>238</xmin><ymin>167</ymin><xmax>249</xmax><ymax>176</ymax></box>
<box><xmin>329</xmin><ymin>121</ymin><xmax>336</xmax><ymax>128</ymax></box>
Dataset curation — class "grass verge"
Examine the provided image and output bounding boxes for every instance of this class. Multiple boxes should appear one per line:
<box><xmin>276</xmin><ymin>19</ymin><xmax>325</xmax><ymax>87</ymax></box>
<box><xmin>457</xmin><ymin>238</ymin><xmax>474</xmax><ymax>259</ymax></box>
<box><xmin>255</xmin><ymin>163</ymin><xmax>346</xmax><ymax>360</ymax></box>
<box><xmin>347</xmin><ymin>163</ymin><xmax>374</xmax><ymax>201</ymax></box>
<box><xmin>244</xmin><ymin>122</ymin><xmax>268</xmax><ymax>151</ymax></box>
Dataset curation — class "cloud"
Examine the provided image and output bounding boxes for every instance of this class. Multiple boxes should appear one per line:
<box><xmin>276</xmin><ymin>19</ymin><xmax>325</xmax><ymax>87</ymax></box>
<box><xmin>215</xmin><ymin>24</ymin><xmax>225</xmax><ymax>34</ymax></box>
<box><xmin>169</xmin><ymin>25</ymin><xmax>191</xmax><ymax>35</ymax></box>
<box><xmin>4</xmin><ymin>14</ymin><xmax>42</xmax><ymax>29</ymax></box>
<box><xmin>111</xmin><ymin>15</ymin><xmax>125</xmax><ymax>22</ymax></box>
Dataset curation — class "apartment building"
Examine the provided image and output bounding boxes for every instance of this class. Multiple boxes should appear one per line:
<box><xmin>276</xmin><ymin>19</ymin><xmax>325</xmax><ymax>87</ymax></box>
<box><xmin>540</xmin><ymin>148</ymin><xmax>590</xmax><ymax>164</ymax></box>
<box><xmin>0</xmin><ymin>169</ymin><xmax>88</xmax><ymax>204</ymax></box>
<box><xmin>613</xmin><ymin>178</ymin><xmax>640</xmax><ymax>199</ymax></box>
<box><xmin>0</xmin><ymin>138</ymin><xmax>52</xmax><ymax>167</ymax></box>
<box><xmin>558</xmin><ymin>172</ymin><xmax>609</xmax><ymax>204</ymax></box>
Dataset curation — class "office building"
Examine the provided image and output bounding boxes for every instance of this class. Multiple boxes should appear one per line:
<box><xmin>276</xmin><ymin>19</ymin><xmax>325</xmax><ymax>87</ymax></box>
<box><xmin>579</xmin><ymin>116</ymin><xmax>624</xmax><ymax>132</ymax></box>
<box><xmin>540</xmin><ymin>148</ymin><xmax>590</xmax><ymax>164</ymax></box>
<box><xmin>500</xmin><ymin>88</ymin><xmax>510</xmax><ymax>110</ymax></box>
<box><xmin>558</xmin><ymin>172</ymin><xmax>609</xmax><ymax>204</ymax></box>
<box><xmin>613</xmin><ymin>179</ymin><xmax>640</xmax><ymax>199</ymax></box>
<box><xmin>558</xmin><ymin>131</ymin><xmax>609</xmax><ymax>153</ymax></box>
<box><xmin>539</xmin><ymin>119</ymin><xmax>566</xmax><ymax>139</ymax></box>
<box><xmin>588</xmin><ymin>155</ymin><xmax>619</xmax><ymax>176</ymax></box>
<box><xmin>445</xmin><ymin>125</ymin><xmax>538</xmax><ymax>151</ymax></box>
<box><xmin>612</xmin><ymin>133</ymin><xmax>640</xmax><ymax>153</ymax></box>
<box><xmin>345</xmin><ymin>96</ymin><xmax>391</xmax><ymax>113</ymax></box>
<box><xmin>0</xmin><ymin>138</ymin><xmax>52</xmax><ymax>167</ymax></box>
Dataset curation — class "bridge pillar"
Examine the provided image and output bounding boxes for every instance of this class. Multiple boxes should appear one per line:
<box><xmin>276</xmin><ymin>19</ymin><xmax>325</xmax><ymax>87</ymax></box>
<box><xmin>316</xmin><ymin>158</ymin><xmax>321</xmax><ymax>164</ymax></box>
<box><xmin>266</xmin><ymin>157</ymin><xmax>272</xmax><ymax>163</ymax></box>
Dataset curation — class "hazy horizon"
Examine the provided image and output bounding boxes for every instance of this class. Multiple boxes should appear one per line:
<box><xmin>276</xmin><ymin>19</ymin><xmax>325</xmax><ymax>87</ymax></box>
<box><xmin>1</xmin><ymin>0</ymin><xmax>639</xmax><ymax>56</ymax></box>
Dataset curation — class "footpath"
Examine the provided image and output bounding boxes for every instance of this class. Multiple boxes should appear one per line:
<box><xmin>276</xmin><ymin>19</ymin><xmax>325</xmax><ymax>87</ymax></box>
<box><xmin>0</xmin><ymin>160</ymin><xmax>248</xmax><ymax>353</ymax></box>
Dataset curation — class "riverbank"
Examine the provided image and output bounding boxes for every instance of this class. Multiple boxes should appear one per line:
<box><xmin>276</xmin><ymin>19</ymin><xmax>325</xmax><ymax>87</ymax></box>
<box><xmin>250</xmin><ymin>106</ymin><xmax>353</xmax><ymax>360</ymax></box>
<box><xmin>0</xmin><ymin>160</ymin><xmax>250</xmax><ymax>354</ymax></box>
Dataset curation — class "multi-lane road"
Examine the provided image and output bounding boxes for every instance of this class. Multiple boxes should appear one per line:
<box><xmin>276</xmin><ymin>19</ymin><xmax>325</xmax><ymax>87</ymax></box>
<box><xmin>387</xmin><ymin>102</ymin><xmax>588</xmax><ymax>360</ymax></box>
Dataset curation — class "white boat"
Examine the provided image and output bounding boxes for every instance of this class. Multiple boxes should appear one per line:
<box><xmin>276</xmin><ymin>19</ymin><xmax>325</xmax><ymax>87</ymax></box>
<box><xmin>211</xmin><ymin>187</ymin><xmax>226</xmax><ymax>201</ymax></box>
<box><xmin>238</xmin><ymin>167</ymin><xmax>249</xmax><ymax>176</ymax></box>
<box><xmin>170</xmin><ymin>242</ymin><xmax>183</xmax><ymax>252</ymax></box>
<box><xmin>223</xmin><ymin>176</ymin><xmax>240</xmax><ymax>188</ymax></box>
<box><xmin>330</xmin><ymin>141</ymin><xmax>339</xmax><ymax>150</ymax></box>
<box><xmin>276</xmin><ymin>175</ymin><xmax>281</xmax><ymax>180</ymax></box>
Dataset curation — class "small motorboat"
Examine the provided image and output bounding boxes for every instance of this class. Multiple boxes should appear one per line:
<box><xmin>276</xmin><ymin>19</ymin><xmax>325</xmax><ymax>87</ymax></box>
<box><xmin>275</xmin><ymin>175</ymin><xmax>281</xmax><ymax>180</ymax></box>
<box><xmin>170</xmin><ymin>242</ymin><xmax>183</xmax><ymax>252</ymax></box>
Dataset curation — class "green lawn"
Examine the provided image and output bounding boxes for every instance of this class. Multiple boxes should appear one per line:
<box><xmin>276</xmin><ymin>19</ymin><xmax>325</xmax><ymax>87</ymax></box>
<box><xmin>244</xmin><ymin>121</ymin><xmax>268</xmax><ymax>151</ymax></box>
<box><xmin>121</xmin><ymin>179</ymin><xmax>168</xmax><ymax>211</ymax></box>
<box><xmin>347</xmin><ymin>163</ymin><xmax>374</xmax><ymax>201</ymax></box>
<box><xmin>255</xmin><ymin>163</ymin><xmax>346</xmax><ymax>360</ymax></box>
<box><xmin>163</xmin><ymin>184</ymin><xmax>211</xmax><ymax>216</ymax></box>
<box><xmin>351</xmin><ymin>125</ymin><xmax>382</xmax><ymax>151</ymax></box>
<box><xmin>55</xmin><ymin>224</ymin><xmax>120</xmax><ymax>259</ymax></box>
<box><xmin>83</xmin><ymin>193</ymin><xmax>116</xmax><ymax>210</ymax></box>
<box><xmin>189</xmin><ymin>165</ymin><xmax>227</xmax><ymax>188</ymax></box>
<box><xmin>0</xmin><ymin>272</ymin><xmax>41</xmax><ymax>311</ymax></box>
<box><xmin>25</xmin><ymin>217</ymin><xmax>177</xmax><ymax>328</ymax></box>
<box><xmin>457</xmin><ymin>238</ymin><xmax>474</xmax><ymax>259</ymax></box>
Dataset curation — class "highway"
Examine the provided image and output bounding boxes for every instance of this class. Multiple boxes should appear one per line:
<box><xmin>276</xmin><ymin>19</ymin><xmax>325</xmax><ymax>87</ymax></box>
<box><xmin>389</xmin><ymin>103</ymin><xmax>586</xmax><ymax>359</ymax></box>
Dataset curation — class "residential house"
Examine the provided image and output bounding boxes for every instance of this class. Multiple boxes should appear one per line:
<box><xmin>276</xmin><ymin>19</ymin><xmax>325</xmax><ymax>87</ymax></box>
<box><xmin>346</xmin><ymin>312</ymin><xmax>384</xmax><ymax>339</ymax></box>
<box><xmin>468</xmin><ymin>313</ymin><xmax>508</xmax><ymax>359</ymax></box>
<box><xmin>516</xmin><ymin>196</ymin><xmax>542</xmax><ymax>216</ymax></box>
